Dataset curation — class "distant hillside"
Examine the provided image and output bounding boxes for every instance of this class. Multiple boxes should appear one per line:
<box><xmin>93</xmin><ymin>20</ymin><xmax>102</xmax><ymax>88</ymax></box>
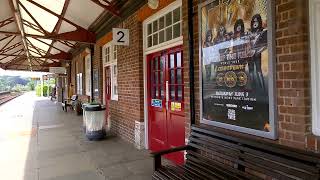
<box><xmin>0</xmin><ymin>76</ymin><xmax>31</xmax><ymax>91</ymax></box>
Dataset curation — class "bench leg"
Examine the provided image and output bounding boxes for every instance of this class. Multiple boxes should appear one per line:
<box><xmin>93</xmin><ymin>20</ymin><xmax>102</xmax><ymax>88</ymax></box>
<box><xmin>153</xmin><ymin>155</ymin><xmax>162</xmax><ymax>171</ymax></box>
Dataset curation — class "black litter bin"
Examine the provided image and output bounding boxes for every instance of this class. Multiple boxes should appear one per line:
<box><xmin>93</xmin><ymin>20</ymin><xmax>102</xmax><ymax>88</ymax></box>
<box><xmin>84</xmin><ymin>104</ymin><xmax>106</xmax><ymax>140</ymax></box>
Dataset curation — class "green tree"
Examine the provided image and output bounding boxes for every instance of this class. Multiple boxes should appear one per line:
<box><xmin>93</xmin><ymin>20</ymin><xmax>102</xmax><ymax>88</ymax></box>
<box><xmin>27</xmin><ymin>81</ymin><xmax>35</xmax><ymax>91</ymax></box>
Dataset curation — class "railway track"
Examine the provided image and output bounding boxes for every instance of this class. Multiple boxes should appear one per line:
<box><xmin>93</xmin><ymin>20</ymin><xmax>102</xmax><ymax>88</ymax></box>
<box><xmin>0</xmin><ymin>92</ymin><xmax>22</xmax><ymax>105</ymax></box>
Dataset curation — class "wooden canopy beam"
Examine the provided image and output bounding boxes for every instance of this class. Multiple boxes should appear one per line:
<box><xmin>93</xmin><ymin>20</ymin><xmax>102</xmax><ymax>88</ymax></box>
<box><xmin>0</xmin><ymin>52</ymin><xmax>72</xmax><ymax>60</ymax></box>
<box><xmin>0</xmin><ymin>30</ymin><xmax>95</xmax><ymax>44</ymax></box>
<box><xmin>0</xmin><ymin>17</ymin><xmax>15</xmax><ymax>29</ymax></box>
<box><xmin>90</xmin><ymin>0</ymin><xmax>120</xmax><ymax>17</ymax></box>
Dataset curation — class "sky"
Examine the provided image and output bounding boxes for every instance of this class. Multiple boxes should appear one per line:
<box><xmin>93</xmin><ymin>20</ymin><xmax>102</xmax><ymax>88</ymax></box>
<box><xmin>0</xmin><ymin>68</ymin><xmax>48</xmax><ymax>78</ymax></box>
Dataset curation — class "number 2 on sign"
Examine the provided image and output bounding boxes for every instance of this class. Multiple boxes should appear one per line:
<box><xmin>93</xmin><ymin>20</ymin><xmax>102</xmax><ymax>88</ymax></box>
<box><xmin>117</xmin><ymin>31</ymin><xmax>125</xmax><ymax>43</ymax></box>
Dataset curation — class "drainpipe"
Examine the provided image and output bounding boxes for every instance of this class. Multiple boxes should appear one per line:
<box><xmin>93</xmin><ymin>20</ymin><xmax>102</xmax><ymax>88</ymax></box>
<box><xmin>188</xmin><ymin>0</ymin><xmax>196</xmax><ymax>125</ymax></box>
<box><xmin>90</xmin><ymin>45</ymin><xmax>94</xmax><ymax>103</ymax></box>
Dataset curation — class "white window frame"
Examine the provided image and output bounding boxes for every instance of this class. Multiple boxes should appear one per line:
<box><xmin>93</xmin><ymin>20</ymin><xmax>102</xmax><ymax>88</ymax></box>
<box><xmin>85</xmin><ymin>54</ymin><xmax>91</xmax><ymax>96</ymax></box>
<box><xmin>143</xmin><ymin>0</ymin><xmax>183</xmax><ymax>54</ymax></box>
<box><xmin>310</xmin><ymin>0</ymin><xmax>320</xmax><ymax>136</ymax></box>
<box><xmin>102</xmin><ymin>43</ymin><xmax>118</xmax><ymax>101</ymax></box>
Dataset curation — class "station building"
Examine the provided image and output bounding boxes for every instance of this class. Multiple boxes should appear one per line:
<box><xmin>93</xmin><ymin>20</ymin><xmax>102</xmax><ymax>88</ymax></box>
<box><xmin>67</xmin><ymin>0</ymin><xmax>319</xmax><ymax>161</ymax></box>
<box><xmin>0</xmin><ymin>0</ymin><xmax>319</xmax><ymax>166</ymax></box>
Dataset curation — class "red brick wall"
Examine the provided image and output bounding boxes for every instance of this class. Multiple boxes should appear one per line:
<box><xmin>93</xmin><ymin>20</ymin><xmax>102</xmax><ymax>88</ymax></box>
<box><xmin>183</xmin><ymin>0</ymin><xmax>318</xmax><ymax>151</ymax></box>
<box><xmin>70</xmin><ymin>50</ymin><xmax>90</xmax><ymax>103</ymax></box>
<box><xmin>95</xmin><ymin>12</ymin><xmax>144</xmax><ymax>144</ymax></box>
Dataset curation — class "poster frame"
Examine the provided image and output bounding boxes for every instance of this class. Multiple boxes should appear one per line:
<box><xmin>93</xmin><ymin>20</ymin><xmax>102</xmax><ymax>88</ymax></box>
<box><xmin>198</xmin><ymin>0</ymin><xmax>277</xmax><ymax>139</ymax></box>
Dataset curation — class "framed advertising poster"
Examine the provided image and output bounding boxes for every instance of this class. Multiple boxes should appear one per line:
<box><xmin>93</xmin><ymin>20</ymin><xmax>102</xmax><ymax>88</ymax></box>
<box><xmin>199</xmin><ymin>0</ymin><xmax>277</xmax><ymax>139</ymax></box>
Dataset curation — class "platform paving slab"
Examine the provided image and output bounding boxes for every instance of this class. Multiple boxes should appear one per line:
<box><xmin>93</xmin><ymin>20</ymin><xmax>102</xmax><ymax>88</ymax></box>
<box><xmin>0</xmin><ymin>92</ymin><xmax>153</xmax><ymax>180</ymax></box>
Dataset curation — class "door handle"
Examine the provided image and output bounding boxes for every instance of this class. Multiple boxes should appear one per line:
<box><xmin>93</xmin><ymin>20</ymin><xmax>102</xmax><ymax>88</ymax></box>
<box><xmin>166</xmin><ymin>81</ymin><xmax>169</xmax><ymax>110</ymax></box>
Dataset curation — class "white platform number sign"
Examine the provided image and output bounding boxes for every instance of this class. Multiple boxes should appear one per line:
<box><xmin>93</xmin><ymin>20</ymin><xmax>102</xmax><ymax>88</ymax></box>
<box><xmin>113</xmin><ymin>28</ymin><xmax>129</xmax><ymax>46</ymax></box>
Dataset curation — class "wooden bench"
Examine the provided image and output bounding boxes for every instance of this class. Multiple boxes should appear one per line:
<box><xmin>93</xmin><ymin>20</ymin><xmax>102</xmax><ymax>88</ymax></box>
<box><xmin>151</xmin><ymin>125</ymin><xmax>320</xmax><ymax>180</ymax></box>
<box><xmin>62</xmin><ymin>95</ymin><xmax>78</xmax><ymax>112</ymax></box>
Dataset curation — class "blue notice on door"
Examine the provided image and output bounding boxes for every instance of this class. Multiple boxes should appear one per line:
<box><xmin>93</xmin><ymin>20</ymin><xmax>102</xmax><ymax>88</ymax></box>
<box><xmin>151</xmin><ymin>99</ymin><xmax>162</xmax><ymax>108</ymax></box>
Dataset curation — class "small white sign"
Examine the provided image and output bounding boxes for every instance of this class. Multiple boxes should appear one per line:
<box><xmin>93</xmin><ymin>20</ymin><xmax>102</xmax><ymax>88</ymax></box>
<box><xmin>112</xmin><ymin>28</ymin><xmax>129</xmax><ymax>46</ymax></box>
<box><xmin>49</xmin><ymin>67</ymin><xmax>66</xmax><ymax>74</ymax></box>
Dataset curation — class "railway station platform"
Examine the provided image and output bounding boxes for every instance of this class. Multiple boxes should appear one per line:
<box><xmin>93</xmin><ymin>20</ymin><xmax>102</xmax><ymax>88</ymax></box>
<box><xmin>0</xmin><ymin>92</ymin><xmax>152</xmax><ymax>180</ymax></box>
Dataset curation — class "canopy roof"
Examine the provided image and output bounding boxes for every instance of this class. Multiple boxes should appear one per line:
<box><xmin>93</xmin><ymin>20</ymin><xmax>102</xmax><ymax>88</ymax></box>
<box><xmin>0</xmin><ymin>0</ymin><xmax>136</xmax><ymax>72</ymax></box>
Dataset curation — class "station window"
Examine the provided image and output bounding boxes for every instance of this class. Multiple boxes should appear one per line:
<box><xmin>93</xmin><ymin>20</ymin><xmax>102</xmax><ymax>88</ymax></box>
<box><xmin>147</xmin><ymin>6</ymin><xmax>182</xmax><ymax>48</ymax></box>
<box><xmin>310</xmin><ymin>0</ymin><xmax>320</xmax><ymax>136</ymax></box>
<box><xmin>102</xmin><ymin>44</ymin><xmax>118</xmax><ymax>101</ymax></box>
<box><xmin>76</xmin><ymin>73</ymin><xmax>82</xmax><ymax>95</ymax></box>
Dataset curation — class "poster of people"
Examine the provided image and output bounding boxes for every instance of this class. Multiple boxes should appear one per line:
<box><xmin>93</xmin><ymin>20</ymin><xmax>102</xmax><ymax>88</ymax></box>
<box><xmin>200</xmin><ymin>0</ymin><xmax>276</xmax><ymax>138</ymax></box>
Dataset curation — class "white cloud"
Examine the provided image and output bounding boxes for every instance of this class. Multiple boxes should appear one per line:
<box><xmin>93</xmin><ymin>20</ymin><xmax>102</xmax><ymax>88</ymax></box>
<box><xmin>0</xmin><ymin>68</ymin><xmax>47</xmax><ymax>77</ymax></box>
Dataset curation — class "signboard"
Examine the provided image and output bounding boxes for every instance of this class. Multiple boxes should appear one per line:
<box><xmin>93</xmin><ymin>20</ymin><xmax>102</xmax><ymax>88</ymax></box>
<box><xmin>199</xmin><ymin>0</ymin><xmax>276</xmax><ymax>139</ymax></box>
<box><xmin>112</xmin><ymin>28</ymin><xmax>129</xmax><ymax>46</ymax></box>
<box><xmin>49</xmin><ymin>67</ymin><xmax>66</xmax><ymax>74</ymax></box>
<box><xmin>31</xmin><ymin>77</ymin><xmax>40</xmax><ymax>81</ymax></box>
<box><xmin>151</xmin><ymin>99</ymin><xmax>162</xmax><ymax>108</ymax></box>
<box><xmin>171</xmin><ymin>102</ymin><xmax>182</xmax><ymax>112</ymax></box>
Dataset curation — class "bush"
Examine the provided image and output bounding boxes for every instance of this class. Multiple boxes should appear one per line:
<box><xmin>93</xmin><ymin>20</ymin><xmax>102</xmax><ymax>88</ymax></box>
<box><xmin>11</xmin><ymin>84</ymin><xmax>29</xmax><ymax>92</ymax></box>
<box><xmin>36</xmin><ymin>85</ymin><xmax>41</xmax><ymax>96</ymax></box>
<box><xmin>42</xmin><ymin>85</ymin><xmax>48</xmax><ymax>97</ymax></box>
<box><xmin>27</xmin><ymin>81</ymin><xmax>35</xmax><ymax>91</ymax></box>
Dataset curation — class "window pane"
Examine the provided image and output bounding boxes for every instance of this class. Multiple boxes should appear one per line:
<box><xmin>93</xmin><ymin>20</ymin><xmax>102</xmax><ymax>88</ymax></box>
<box><xmin>160</xmin><ymin>56</ymin><xmax>165</xmax><ymax>71</ymax></box>
<box><xmin>148</xmin><ymin>36</ymin><xmax>152</xmax><ymax>47</ymax></box>
<box><xmin>159</xmin><ymin>16</ymin><xmax>165</xmax><ymax>29</ymax></box>
<box><xmin>170</xmin><ymin>85</ymin><xmax>175</xmax><ymax>100</ymax></box>
<box><xmin>159</xmin><ymin>30</ymin><xmax>164</xmax><ymax>44</ymax></box>
<box><xmin>170</xmin><ymin>69</ymin><xmax>175</xmax><ymax>84</ymax></box>
<box><xmin>151</xmin><ymin>59</ymin><xmax>154</xmax><ymax>71</ymax></box>
<box><xmin>166</xmin><ymin>12</ymin><xmax>172</xmax><ymax>26</ymax></box>
<box><xmin>152</xmin><ymin>85</ymin><xmax>156</xmax><ymax>98</ymax></box>
<box><xmin>153</xmin><ymin>20</ymin><xmax>158</xmax><ymax>33</ymax></box>
<box><xmin>148</xmin><ymin>23</ymin><xmax>152</xmax><ymax>35</ymax></box>
<box><xmin>160</xmin><ymin>85</ymin><xmax>164</xmax><ymax>98</ymax></box>
<box><xmin>166</xmin><ymin>27</ymin><xmax>172</xmax><ymax>41</ymax></box>
<box><xmin>153</xmin><ymin>33</ymin><xmax>158</xmax><ymax>46</ymax></box>
<box><xmin>160</xmin><ymin>71</ymin><xmax>163</xmax><ymax>84</ymax></box>
<box><xmin>177</xmin><ymin>69</ymin><xmax>182</xmax><ymax>84</ymax></box>
<box><xmin>155</xmin><ymin>87</ymin><xmax>159</xmax><ymax>97</ymax></box>
<box><xmin>173</xmin><ymin>7</ymin><xmax>181</xmax><ymax>23</ymax></box>
<box><xmin>173</xmin><ymin>23</ymin><xmax>181</xmax><ymax>39</ymax></box>
<box><xmin>155</xmin><ymin>72</ymin><xmax>158</xmax><ymax>85</ymax></box>
<box><xmin>155</xmin><ymin>57</ymin><xmax>159</xmax><ymax>70</ymax></box>
<box><xmin>177</xmin><ymin>86</ymin><xmax>183</xmax><ymax>100</ymax></box>
<box><xmin>177</xmin><ymin>52</ymin><xmax>182</xmax><ymax>67</ymax></box>
<box><xmin>170</xmin><ymin>54</ymin><xmax>175</xmax><ymax>68</ymax></box>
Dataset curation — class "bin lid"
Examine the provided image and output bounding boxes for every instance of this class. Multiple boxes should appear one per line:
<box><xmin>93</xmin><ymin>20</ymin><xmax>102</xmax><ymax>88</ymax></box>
<box><xmin>84</xmin><ymin>104</ymin><xmax>102</xmax><ymax>111</ymax></box>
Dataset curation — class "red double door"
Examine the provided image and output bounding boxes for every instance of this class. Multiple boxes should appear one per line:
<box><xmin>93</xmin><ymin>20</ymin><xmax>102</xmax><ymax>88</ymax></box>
<box><xmin>147</xmin><ymin>46</ymin><xmax>185</xmax><ymax>164</ymax></box>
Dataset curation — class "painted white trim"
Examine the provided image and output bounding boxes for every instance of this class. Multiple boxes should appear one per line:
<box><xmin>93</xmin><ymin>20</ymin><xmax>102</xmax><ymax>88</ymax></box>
<box><xmin>85</xmin><ymin>54</ymin><xmax>91</xmax><ymax>97</ymax></box>
<box><xmin>102</xmin><ymin>42</ymin><xmax>111</xmax><ymax>105</ymax></box>
<box><xmin>310</xmin><ymin>0</ymin><xmax>320</xmax><ymax>136</ymax></box>
<box><xmin>102</xmin><ymin>42</ymin><xmax>120</xmax><ymax>104</ymax></box>
<box><xmin>142</xmin><ymin>0</ymin><xmax>182</xmax><ymax>149</ymax></box>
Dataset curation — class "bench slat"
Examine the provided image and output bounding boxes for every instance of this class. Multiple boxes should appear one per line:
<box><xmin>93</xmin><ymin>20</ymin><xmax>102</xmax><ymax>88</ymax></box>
<box><xmin>152</xmin><ymin>126</ymin><xmax>320</xmax><ymax>179</ymax></box>
<box><xmin>191</xmin><ymin>131</ymin><xmax>320</xmax><ymax>173</ymax></box>
<box><xmin>187</xmin><ymin>152</ymin><xmax>261</xmax><ymax>180</ymax></box>
<box><xmin>188</xmin><ymin>142</ymin><xmax>298</xmax><ymax>180</ymax></box>
<box><xmin>191</xmin><ymin>126</ymin><xmax>320</xmax><ymax>163</ymax></box>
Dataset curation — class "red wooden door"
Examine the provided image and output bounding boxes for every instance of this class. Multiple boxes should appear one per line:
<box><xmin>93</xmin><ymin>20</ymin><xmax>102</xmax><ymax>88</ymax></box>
<box><xmin>105</xmin><ymin>66</ymin><xmax>111</xmax><ymax>123</ymax></box>
<box><xmin>148</xmin><ymin>46</ymin><xmax>185</xmax><ymax>164</ymax></box>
